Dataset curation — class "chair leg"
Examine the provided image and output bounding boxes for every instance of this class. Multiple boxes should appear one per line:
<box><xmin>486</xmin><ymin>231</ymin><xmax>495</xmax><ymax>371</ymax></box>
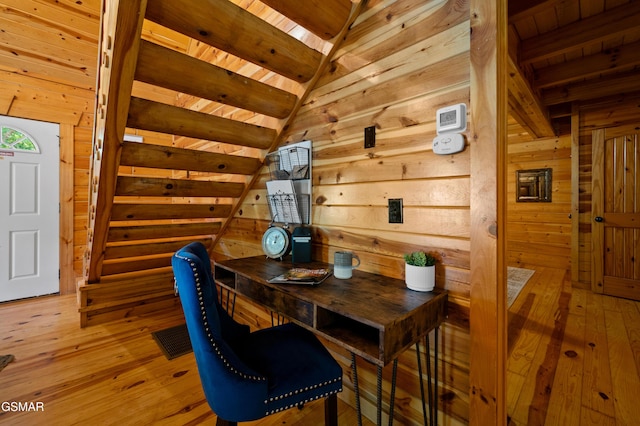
<box><xmin>324</xmin><ymin>393</ymin><xmax>338</xmax><ymax>426</ymax></box>
<box><xmin>216</xmin><ymin>418</ymin><xmax>237</xmax><ymax>426</ymax></box>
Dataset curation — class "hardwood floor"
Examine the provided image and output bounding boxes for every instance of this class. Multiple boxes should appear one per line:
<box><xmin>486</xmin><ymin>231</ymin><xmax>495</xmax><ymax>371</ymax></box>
<box><xmin>1</xmin><ymin>267</ymin><xmax>638</xmax><ymax>425</ymax></box>
<box><xmin>507</xmin><ymin>266</ymin><xmax>640</xmax><ymax>426</ymax></box>
<box><xmin>0</xmin><ymin>295</ymin><xmax>371</xmax><ymax>426</ymax></box>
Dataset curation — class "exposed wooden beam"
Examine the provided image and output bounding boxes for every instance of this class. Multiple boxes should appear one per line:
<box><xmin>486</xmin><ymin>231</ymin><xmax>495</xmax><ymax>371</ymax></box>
<box><xmin>86</xmin><ymin>0</ymin><xmax>147</xmax><ymax>283</ymax></box>
<box><xmin>507</xmin><ymin>55</ymin><xmax>555</xmax><ymax>138</ymax></box>
<box><xmin>534</xmin><ymin>40</ymin><xmax>640</xmax><ymax>89</ymax></box>
<box><xmin>145</xmin><ymin>0</ymin><xmax>322</xmax><ymax>83</ymax></box>
<box><xmin>111</xmin><ymin>203</ymin><xmax>232</xmax><ymax>221</ymax></box>
<box><xmin>120</xmin><ymin>141</ymin><xmax>262</xmax><ymax>175</ymax></box>
<box><xmin>508</xmin><ymin>92</ymin><xmax>554</xmax><ymax>138</ymax></box>
<box><xmin>107</xmin><ymin>222</ymin><xmax>221</xmax><ymax>242</ymax></box>
<box><xmin>260</xmin><ymin>0</ymin><xmax>352</xmax><ymax>39</ymax></box>
<box><xmin>542</xmin><ymin>70</ymin><xmax>640</xmax><ymax>106</ymax></box>
<box><xmin>520</xmin><ymin>1</ymin><xmax>640</xmax><ymax>64</ymax></box>
<box><xmin>548</xmin><ymin>103</ymin><xmax>572</xmax><ymax>119</ymax></box>
<box><xmin>469</xmin><ymin>0</ymin><xmax>508</xmax><ymax>424</ymax></box>
<box><xmin>135</xmin><ymin>40</ymin><xmax>297</xmax><ymax>119</ymax></box>
<box><xmin>508</xmin><ymin>0</ymin><xmax>560</xmax><ymax>21</ymax></box>
<box><xmin>126</xmin><ymin>97</ymin><xmax>276</xmax><ymax>149</ymax></box>
<box><xmin>115</xmin><ymin>176</ymin><xmax>245</xmax><ymax>198</ymax></box>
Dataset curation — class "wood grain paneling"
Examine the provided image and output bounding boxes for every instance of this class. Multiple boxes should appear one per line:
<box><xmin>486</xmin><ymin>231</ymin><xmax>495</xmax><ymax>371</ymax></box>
<box><xmin>507</xmin><ymin>135</ymin><xmax>572</xmax><ymax>271</ymax></box>
<box><xmin>468</xmin><ymin>0</ymin><xmax>508</xmax><ymax>424</ymax></box>
<box><xmin>216</xmin><ymin>0</ymin><xmax>472</xmax><ymax>423</ymax></box>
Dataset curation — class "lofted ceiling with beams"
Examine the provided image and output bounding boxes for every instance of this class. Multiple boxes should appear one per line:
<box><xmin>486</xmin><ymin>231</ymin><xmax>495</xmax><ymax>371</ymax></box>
<box><xmin>508</xmin><ymin>0</ymin><xmax>640</xmax><ymax>138</ymax></box>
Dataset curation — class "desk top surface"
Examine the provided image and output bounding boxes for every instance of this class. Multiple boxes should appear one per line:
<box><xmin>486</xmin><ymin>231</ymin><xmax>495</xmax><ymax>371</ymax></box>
<box><xmin>216</xmin><ymin>256</ymin><xmax>447</xmax><ymax>331</ymax></box>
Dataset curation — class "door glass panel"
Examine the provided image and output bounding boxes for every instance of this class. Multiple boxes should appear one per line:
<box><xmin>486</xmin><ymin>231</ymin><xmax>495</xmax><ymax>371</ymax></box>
<box><xmin>1</xmin><ymin>126</ymin><xmax>40</xmax><ymax>153</ymax></box>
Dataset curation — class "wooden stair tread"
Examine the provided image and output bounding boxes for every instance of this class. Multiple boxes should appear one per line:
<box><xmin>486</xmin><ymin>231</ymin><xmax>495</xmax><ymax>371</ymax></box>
<box><xmin>136</xmin><ymin>40</ymin><xmax>297</xmax><ymax>119</ymax></box>
<box><xmin>115</xmin><ymin>175</ymin><xmax>245</xmax><ymax>198</ymax></box>
<box><xmin>110</xmin><ymin>203</ymin><xmax>232</xmax><ymax>221</ymax></box>
<box><xmin>119</xmin><ymin>141</ymin><xmax>262</xmax><ymax>175</ymax></box>
<box><xmin>104</xmin><ymin>237</ymin><xmax>211</xmax><ymax>260</ymax></box>
<box><xmin>107</xmin><ymin>222</ymin><xmax>221</xmax><ymax>242</ymax></box>
<box><xmin>145</xmin><ymin>0</ymin><xmax>323</xmax><ymax>83</ymax></box>
<box><xmin>102</xmin><ymin>257</ymin><xmax>174</xmax><ymax>276</ymax></box>
<box><xmin>260</xmin><ymin>0</ymin><xmax>352</xmax><ymax>40</ymax></box>
<box><xmin>126</xmin><ymin>97</ymin><xmax>276</xmax><ymax>149</ymax></box>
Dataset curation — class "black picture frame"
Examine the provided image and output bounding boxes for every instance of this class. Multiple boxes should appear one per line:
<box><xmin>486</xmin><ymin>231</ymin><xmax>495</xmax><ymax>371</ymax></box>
<box><xmin>516</xmin><ymin>168</ymin><xmax>552</xmax><ymax>202</ymax></box>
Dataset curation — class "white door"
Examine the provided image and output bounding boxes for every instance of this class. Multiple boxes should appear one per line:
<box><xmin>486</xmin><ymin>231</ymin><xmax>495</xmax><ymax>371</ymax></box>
<box><xmin>0</xmin><ymin>116</ymin><xmax>59</xmax><ymax>302</ymax></box>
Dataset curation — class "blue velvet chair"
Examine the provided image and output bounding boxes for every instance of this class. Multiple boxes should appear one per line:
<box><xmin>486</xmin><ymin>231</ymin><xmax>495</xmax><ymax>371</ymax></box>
<box><xmin>172</xmin><ymin>242</ymin><xmax>343</xmax><ymax>426</ymax></box>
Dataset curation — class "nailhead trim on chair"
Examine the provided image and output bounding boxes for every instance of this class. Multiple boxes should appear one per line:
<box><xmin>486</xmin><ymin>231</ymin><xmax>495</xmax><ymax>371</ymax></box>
<box><xmin>265</xmin><ymin>382</ymin><xmax>343</xmax><ymax>415</ymax></box>
<box><xmin>267</xmin><ymin>377</ymin><xmax>342</xmax><ymax>403</ymax></box>
<box><xmin>175</xmin><ymin>254</ymin><xmax>266</xmax><ymax>383</ymax></box>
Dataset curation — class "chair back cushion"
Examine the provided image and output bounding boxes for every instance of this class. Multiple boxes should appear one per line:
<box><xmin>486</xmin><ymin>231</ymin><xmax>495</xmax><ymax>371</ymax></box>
<box><xmin>172</xmin><ymin>243</ymin><xmax>223</xmax><ymax>340</ymax></box>
<box><xmin>172</xmin><ymin>242</ymin><xmax>267</xmax><ymax>420</ymax></box>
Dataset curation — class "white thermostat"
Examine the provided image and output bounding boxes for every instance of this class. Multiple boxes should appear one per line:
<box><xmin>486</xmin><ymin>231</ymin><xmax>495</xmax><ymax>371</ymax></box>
<box><xmin>436</xmin><ymin>103</ymin><xmax>466</xmax><ymax>134</ymax></box>
<box><xmin>433</xmin><ymin>133</ymin><xmax>465</xmax><ymax>155</ymax></box>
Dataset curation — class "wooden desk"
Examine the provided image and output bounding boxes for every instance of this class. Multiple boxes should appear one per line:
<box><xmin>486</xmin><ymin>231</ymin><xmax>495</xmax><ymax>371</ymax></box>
<box><xmin>214</xmin><ymin>256</ymin><xmax>447</xmax><ymax>425</ymax></box>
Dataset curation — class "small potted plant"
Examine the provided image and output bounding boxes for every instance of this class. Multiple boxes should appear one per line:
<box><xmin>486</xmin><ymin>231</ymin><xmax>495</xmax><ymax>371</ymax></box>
<box><xmin>404</xmin><ymin>251</ymin><xmax>436</xmax><ymax>292</ymax></box>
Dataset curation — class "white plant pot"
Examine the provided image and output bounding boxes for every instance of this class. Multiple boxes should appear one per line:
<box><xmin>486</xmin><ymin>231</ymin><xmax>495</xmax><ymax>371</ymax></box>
<box><xmin>405</xmin><ymin>263</ymin><xmax>435</xmax><ymax>292</ymax></box>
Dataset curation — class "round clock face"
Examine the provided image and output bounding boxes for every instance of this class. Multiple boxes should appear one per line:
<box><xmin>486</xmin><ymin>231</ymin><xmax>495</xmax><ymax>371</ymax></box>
<box><xmin>262</xmin><ymin>227</ymin><xmax>291</xmax><ymax>259</ymax></box>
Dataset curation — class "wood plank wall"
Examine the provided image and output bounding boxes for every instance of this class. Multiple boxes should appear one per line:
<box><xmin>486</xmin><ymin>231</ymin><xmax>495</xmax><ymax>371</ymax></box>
<box><xmin>506</xmin><ymin>129</ymin><xmax>572</xmax><ymax>272</ymax></box>
<box><xmin>214</xmin><ymin>0</ymin><xmax>473</xmax><ymax>423</ymax></box>
<box><xmin>0</xmin><ymin>0</ymin><xmax>193</xmax><ymax>300</ymax></box>
<box><xmin>0</xmin><ymin>74</ymin><xmax>95</xmax><ymax>295</ymax></box>
<box><xmin>0</xmin><ymin>0</ymin><xmax>100</xmax><ymax>294</ymax></box>
<box><xmin>575</xmin><ymin>92</ymin><xmax>640</xmax><ymax>288</ymax></box>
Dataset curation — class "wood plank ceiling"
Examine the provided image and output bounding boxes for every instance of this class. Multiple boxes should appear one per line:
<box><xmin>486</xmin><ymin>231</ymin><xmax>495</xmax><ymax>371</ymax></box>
<box><xmin>508</xmin><ymin>0</ymin><xmax>640</xmax><ymax>138</ymax></box>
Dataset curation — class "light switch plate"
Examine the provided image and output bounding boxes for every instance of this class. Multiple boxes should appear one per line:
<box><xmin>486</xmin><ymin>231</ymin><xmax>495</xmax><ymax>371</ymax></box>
<box><xmin>388</xmin><ymin>198</ymin><xmax>403</xmax><ymax>223</ymax></box>
<box><xmin>364</xmin><ymin>126</ymin><xmax>376</xmax><ymax>148</ymax></box>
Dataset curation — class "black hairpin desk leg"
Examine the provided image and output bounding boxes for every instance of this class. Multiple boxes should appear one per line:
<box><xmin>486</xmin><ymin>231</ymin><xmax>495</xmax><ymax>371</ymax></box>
<box><xmin>416</xmin><ymin>326</ymin><xmax>440</xmax><ymax>426</ymax></box>
<box><xmin>387</xmin><ymin>359</ymin><xmax>398</xmax><ymax>425</ymax></box>
<box><xmin>352</xmin><ymin>354</ymin><xmax>399</xmax><ymax>426</ymax></box>
<box><xmin>416</xmin><ymin>340</ymin><xmax>428</xmax><ymax>425</ymax></box>
<box><xmin>351</xmin><ymin>327</ymin><xmax>440</xmax><ymax>426</ymax></box>
<box><xmin>434</xmin><ymin>327</ymin><xmax>439</xmax><ymax>426</ymax></box>
<box><xmin>352</xmin><ymin>352</ymin><xmax>363</xmax><ymax>426</ymax></box>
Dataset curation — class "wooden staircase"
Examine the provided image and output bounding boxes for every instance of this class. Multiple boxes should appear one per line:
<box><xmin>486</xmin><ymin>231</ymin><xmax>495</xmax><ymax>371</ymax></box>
<box><xmin>79</xmin><ymin>0</ymin><xmax>363</xmax><ymax>326</ymax></box>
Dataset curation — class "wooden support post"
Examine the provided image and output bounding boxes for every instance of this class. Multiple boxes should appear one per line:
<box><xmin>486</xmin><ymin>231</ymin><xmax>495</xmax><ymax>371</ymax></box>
<box><xmin>469</xmin><ymin>0</ymin><xmax>508</xmax><ymax>425</ymax></box>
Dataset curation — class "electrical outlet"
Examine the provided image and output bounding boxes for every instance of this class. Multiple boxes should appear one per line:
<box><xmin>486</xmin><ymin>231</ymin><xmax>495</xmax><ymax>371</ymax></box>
<box><xmin>364</xmin><ymin>126</ymin><xmax>376</xmax><ymax>148</ymax></box>
<box><xmin>388</xmin><ymin>198</ymin><xmax>403</xmax><ymax>223</ymax></box>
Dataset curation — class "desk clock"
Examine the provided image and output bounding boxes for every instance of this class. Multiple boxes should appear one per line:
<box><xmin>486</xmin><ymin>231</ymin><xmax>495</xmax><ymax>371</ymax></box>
<box><xmin>261</xmin><ymin>226</ymin><xmax>291</xmax><ymax>260</ymax></box>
